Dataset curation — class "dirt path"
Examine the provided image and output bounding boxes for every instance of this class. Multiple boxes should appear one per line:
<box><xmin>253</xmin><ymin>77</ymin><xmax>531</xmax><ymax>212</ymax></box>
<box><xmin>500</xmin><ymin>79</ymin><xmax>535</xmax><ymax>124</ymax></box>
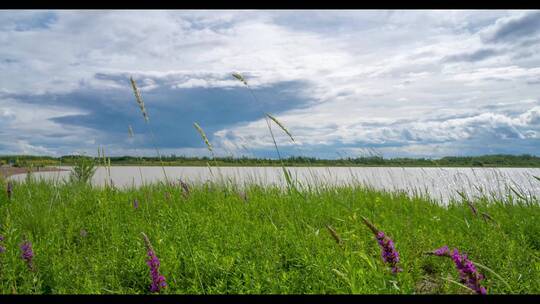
<box><xmin>0</xmin><ymin>167</ymin><xmax>68</xmax><ymax>178</ymax></box>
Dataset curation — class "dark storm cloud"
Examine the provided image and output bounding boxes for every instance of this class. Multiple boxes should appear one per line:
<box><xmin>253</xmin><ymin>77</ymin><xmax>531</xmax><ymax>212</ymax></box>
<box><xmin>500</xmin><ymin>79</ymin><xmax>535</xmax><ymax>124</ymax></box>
<box><xmin>10</xmin><ymin>76</ymin><xmax>312</xmax><ymax>151</ymax></box>
<box><xmin>483</xmin><ymin>11</ymin><xmax>540</xmax><ymax>44</ymax></box>
<box><xmin>443</xmin><ymin>48</ymin><xmax>500</xmax><ymax>63</ymax></box>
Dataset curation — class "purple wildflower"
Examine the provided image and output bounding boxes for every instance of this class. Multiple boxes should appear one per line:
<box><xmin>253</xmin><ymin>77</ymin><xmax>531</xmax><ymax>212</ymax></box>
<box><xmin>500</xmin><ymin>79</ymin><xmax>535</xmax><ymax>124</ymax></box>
<box><xmin>20</xmin><ymin>240</ymin><xmax>34</xmax><ymax>270</ymax></box>
<box><xmin>133</xmin><ymin>199</ymin><xmax>139</xmax><ymax>209</ymax></box>
<box><xmin>361</xmin><ymin>216</ymin><xmax>402</xmax><ymax>274</ymax></box>
<box><xmin>430</xmin><ymin>246</ymin><xmax>487</xmax><ymax>295</ymax></box>
<box><xmin>375</xmin><ymin>231</ymin><xmax>402</xmax><ymax>273</ymax></box>
<box><xmin>0</xmin><ymin>235</ymin><xmax>5</xmax><ymax>254</ymax></box>
<box><xmin>6</xmin><ymin>181</ymin><xmax>13</xmax><ymax>200</ymax></box>
<box><xmin>146</xmin><ymin>248</ymin><xmax>167</xmax><ymax>292</ymax></box>
<box><xmin>433</xmin><ymin>245</ymin><xmax>450</xmax><ymax>256</ymax></box>
<box><xmin>141</xmin><ymin>233</ymin><xmax>167</xmax><ymax>293</ymax></box>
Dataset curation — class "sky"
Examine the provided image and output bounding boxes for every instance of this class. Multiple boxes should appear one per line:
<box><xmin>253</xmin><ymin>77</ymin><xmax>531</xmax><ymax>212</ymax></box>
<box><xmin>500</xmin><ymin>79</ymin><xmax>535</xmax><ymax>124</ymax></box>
<box><xmin>0</xmin><ymin>10</ymin><xmax>539</xmax><ymax>159</ymax></box>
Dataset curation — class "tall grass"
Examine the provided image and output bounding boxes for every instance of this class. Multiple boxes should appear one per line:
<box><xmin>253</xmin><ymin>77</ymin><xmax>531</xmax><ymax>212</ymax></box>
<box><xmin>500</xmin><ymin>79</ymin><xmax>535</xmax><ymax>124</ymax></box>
<box><xmin>129</xmin><ymin>77</ymin><xmax>169</xmax><ymax>185</ymax></box>
<box><xmin>231</xmin><ymin>72</ymin><xmax>299</xmax><ymax>192</ymax></box>
<box><xmin>127</xmin><ymin>125</ymin><xmax>145</xmax><ymax>186</ymax></box>
<box><xmin>192</xmin><ymin>122</ymin><xmax>221</xmax><ymax>179</ymax></box>
<box><xmin>0</xmin><ymin>179</ymin><xmax>538</xmax><ymax>294</ymax></box>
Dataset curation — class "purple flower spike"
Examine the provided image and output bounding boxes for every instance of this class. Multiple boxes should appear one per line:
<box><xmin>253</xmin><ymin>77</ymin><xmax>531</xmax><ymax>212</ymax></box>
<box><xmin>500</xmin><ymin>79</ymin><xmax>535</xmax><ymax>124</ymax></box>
<box><xmin>361</xmin><ymin>216</ymin><xmax>402</xmax><ymax>274</ymax></box>
<box><xmin>133</xmin><ymin>199</ymin><xmax>139</xmax><ymax>209</ymax></box>
<box><xmin>375</xmin><ymin>231</ymin><xmax>402</xmax><ymax>273</ymax></box>
<box><xmin>430</xmin><ymin>246</ymin><xmax>487</xmax><ymax>295</ymax></box>
<box><xmin>450</xmin><ymin>249</ymin><xmax>486</xmax><ymax>295</ymax></box>
<box><xmin>147</xmin><ymin>249</ymin><xmax>167</xmax><ymax>292</ymax></box>
<box><xmin>20</xmin><ymin>240</ymin><xmax>34</xmax><ymax>270</ymax></box>
<box><xmin>433</xmin><ymin>246</ymin><xmax>450</xmax><ymax>256</ymax></box>
<box><xmin>141</xmin><ymin>233</ymin><xmax>167</xmax><ymax>293</ymax></box>
<box><xmin>0</xmin><ymin>235</ymin><xmax>5</xmax><ymax>253</ymax></box>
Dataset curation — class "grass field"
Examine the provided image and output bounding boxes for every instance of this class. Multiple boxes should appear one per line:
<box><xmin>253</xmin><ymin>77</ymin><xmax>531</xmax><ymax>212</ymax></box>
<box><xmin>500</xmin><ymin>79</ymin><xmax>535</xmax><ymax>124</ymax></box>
<box><xmin>0</xmin><ymin>175</ymin><xmax>538</xmax><ymax>294</ymax></box>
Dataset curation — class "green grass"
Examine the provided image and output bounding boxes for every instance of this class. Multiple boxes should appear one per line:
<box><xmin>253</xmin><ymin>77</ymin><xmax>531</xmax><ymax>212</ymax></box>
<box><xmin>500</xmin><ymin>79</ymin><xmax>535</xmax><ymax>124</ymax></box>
<box><xmin>0</xmin><ymin>177</ymin><xmax>538</xmax><ymax>294</ymax></box>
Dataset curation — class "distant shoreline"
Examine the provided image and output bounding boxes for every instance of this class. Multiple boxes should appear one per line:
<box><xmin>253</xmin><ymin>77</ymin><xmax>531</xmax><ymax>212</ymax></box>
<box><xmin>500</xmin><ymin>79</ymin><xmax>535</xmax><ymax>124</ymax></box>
<box><xmin>77</xmin><ymin>164</ymin><xmax>540</xmax><ymax>168</ymax></box>
<box><xmin>0</xmin><ymin>166</ymin><xmax>68</xmax><ymax>178</ymax></box>
<box><xmin>3</xmin><ymin>154</ymin><xmax>540</xmax><ymax>169</ymax></box>
<box><xmin>20</xmin><ymin>164</ymin><xmax>540</xmax><ymax>169</ymax></box>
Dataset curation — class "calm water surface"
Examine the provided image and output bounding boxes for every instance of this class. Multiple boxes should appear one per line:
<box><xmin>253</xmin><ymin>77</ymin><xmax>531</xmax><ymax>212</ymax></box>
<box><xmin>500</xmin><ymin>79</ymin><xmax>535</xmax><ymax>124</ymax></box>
<box><xmin>11</xmin><ymin>166</ymin><xmax>540</xmax><ymax>204</ymax></box>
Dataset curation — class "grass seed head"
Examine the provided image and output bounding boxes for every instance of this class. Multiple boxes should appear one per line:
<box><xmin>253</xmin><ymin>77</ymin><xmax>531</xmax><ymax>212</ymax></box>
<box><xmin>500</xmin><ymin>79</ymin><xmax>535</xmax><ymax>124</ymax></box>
<box><xmin>360</xmin><ymin>216</ymin><xmax>379</xmax><ymax>235</ymax></box>
<box><xmin>130</xmin><ymin>77</ymin><xmax>149</xmax><ymax>123</ymax></box>
<box><xmin>232</xmin><ymin>72</ymin><xmax>248</xmax><ymax>86</ymax></box>
<box><xmin>178</xmin><ymin>179</ymin><xmax>190</xmax><ymax>198</ymax></box>
<box><xmin>266</xmin><ymin>113</ymin><xmax>295</xmax><ymax>143</ymax></box>
<box><xmin>193</xmin><ymin>122</ymin><xmax>213</xmax><ymax>152</ymax></box>
<box><xmin>325</xmin><ymin>225</ymin><xmax>343</xmax><ymax>245</ymax></box>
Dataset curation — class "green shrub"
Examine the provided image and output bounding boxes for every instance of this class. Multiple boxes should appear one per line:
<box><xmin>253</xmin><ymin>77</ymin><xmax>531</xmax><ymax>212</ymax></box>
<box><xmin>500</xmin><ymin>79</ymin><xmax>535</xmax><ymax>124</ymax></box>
<box><xmin>69</xmin><ymin>156</ymin><xmax>96</xmax><ymax>184</ymax></box>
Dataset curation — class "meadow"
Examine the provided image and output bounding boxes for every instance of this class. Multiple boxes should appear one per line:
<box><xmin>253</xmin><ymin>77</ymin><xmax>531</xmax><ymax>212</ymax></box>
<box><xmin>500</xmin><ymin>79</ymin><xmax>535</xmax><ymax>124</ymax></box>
<box><xmin>0</xmin><ymin>174</ymin><xmax>539</xmax><ymax>294</ymax></box>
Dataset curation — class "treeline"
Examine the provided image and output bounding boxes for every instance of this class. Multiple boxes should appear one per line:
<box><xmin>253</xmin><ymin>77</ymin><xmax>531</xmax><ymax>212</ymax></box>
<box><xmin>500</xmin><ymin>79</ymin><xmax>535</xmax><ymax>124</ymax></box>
<box><xmin>0</xmin><ymin>155</ymin><xmax>59</xmax><ymax>168</ymax></box>
<box><xmin>1</xmin><ymin>154</ymin><xmax>540</xmax><ymax>167</ymax></box>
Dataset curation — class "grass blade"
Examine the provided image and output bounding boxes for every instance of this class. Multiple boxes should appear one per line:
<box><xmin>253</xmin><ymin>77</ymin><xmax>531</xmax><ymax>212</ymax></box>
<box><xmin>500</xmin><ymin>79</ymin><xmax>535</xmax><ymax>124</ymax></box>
<box><xmin>472</xmin><ymin>261</ymin><xmax>512</xmax><ymax>291</ymax></box>
<box><xmin>441</xmin><ymin>277</ymin><xmax>475</xmax><ymax>294</ymax></box>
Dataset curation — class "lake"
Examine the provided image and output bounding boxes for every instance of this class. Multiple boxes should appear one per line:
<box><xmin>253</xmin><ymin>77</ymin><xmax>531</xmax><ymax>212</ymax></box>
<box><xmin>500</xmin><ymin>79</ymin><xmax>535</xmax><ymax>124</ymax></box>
<box><xmin>10</xmin><ymin>166</ymin><xmax>540</xmax><ymax>204</ymax></box>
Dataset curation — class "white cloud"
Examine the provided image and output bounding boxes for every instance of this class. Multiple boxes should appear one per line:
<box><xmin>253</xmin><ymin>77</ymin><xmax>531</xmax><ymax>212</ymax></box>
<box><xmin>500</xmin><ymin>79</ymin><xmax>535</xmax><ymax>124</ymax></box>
<box><xmin>215</xmin><ymin>102</ymin><xmax>540</xmax><ymax>151</ymax></box>
<box><xmin>0</xmin><ymin>96</ymin><xmax>96</xmax><ymax>155</ymax></box>
<box><xmin>1</xmin><ymin>10</ymin><xmax>539</xmax><ymax>156</ymax></box>
<box><xmin>449</xmin><ymin>66</ymin><xmax>540</xmax><ymax>83</ymax></box>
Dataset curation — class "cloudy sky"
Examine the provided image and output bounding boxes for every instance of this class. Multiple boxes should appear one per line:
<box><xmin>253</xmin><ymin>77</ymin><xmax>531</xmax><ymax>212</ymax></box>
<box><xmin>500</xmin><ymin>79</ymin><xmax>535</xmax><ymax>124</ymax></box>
<box><xmin>1</xmin><ymin>10</ymin><xmax>539</xmax><ymax>159</ymax></box>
